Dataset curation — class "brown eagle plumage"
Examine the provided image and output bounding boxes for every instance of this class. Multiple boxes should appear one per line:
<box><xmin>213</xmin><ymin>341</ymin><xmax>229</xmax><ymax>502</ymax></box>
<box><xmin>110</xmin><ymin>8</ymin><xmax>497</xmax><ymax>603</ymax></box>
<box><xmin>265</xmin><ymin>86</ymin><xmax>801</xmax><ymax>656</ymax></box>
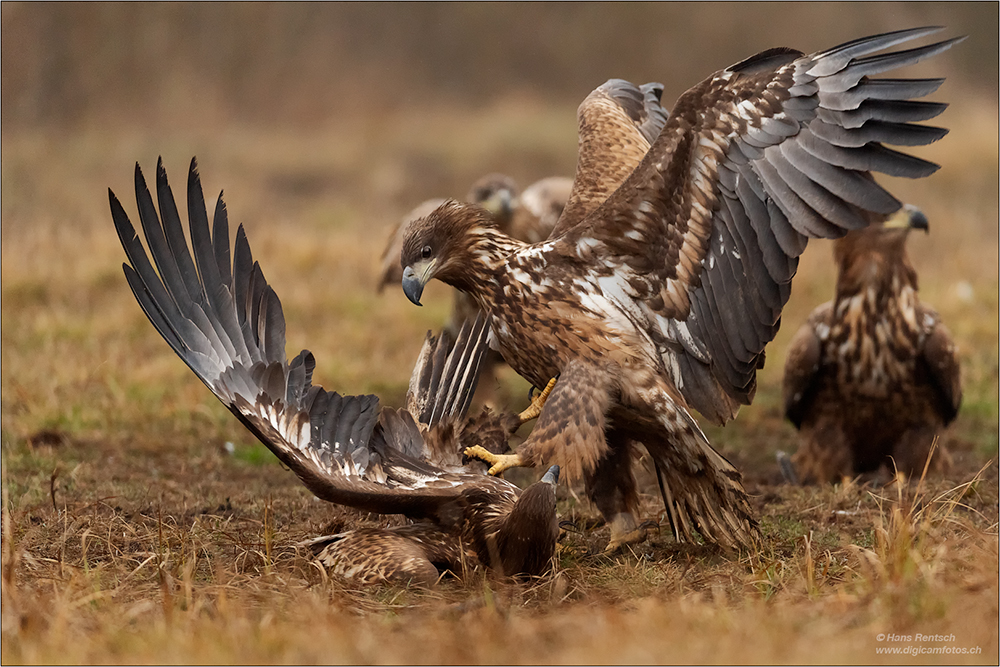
<box><xmin>111</xmin><ymin>159</ymin><xmax>560</xmax><ymax>585</ymax></box>
<box><xmin>378</xmin><ymin>173</ymin><xmax>573</xmax><ymax>393</ymax></box>
<box><xmin>397</xmin><ymin>28</ymin><xmax>960</xmax><ymax>550</ymax></box>
<box><xmin>376</xmin><ymin>173</ymin><xmax>573</xmax><ymax>294</ymax></box>
<box><xmin>782</xmin><ymin>205</ymin><xmax>961</xmax><ymax>484</ymax></box>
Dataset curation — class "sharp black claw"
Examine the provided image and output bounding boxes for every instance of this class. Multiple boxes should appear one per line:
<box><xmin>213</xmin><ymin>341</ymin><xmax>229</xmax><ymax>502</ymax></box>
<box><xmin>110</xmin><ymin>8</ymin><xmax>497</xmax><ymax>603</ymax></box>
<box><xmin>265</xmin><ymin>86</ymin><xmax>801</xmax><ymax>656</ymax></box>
<box><xmin>777</xmin><ymin>450</ymin><xmax>801</xmax><ymax>485</ymax></box>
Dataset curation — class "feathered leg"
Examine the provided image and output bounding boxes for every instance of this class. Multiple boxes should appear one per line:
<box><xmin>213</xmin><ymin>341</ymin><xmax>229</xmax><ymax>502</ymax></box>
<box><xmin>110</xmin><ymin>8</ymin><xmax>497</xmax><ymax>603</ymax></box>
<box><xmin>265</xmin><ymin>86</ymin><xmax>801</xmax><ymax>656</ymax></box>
<box><xmin>792</xmin><ymin>422</ymin><xmax>853</xmax><ymax>484</ymax></box>
<box><xmin>584</xmin><ymin>427</ymin><xmax>649</xmax><ymax>552</ymax></box>
<box><xmin>473</xmin><ymin>359</ymin><xmax>614</xmax><ymax>480</ymax></box>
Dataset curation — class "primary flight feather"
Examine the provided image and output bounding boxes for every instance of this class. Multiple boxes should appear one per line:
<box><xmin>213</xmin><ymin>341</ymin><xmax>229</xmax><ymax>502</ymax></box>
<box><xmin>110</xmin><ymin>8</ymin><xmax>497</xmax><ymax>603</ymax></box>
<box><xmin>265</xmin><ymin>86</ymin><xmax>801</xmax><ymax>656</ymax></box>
<box><xmin>111</xmin><ymin>158</ymin><xmax>560</xmax><ymax>583</ymax></box>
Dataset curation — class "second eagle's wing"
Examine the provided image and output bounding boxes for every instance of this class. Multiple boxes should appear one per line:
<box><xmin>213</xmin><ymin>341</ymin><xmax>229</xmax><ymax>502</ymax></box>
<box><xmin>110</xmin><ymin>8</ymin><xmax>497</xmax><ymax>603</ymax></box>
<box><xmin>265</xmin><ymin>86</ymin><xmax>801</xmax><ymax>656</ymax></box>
<box><xmin>112</xmin><ymin>158</ymin><xmax>507</xmax><ymax>519</ymax></box>
<box><xmin>549</xmin><ymin>79</ymin><xmax>669</xmax><ymax>239</ymax></box>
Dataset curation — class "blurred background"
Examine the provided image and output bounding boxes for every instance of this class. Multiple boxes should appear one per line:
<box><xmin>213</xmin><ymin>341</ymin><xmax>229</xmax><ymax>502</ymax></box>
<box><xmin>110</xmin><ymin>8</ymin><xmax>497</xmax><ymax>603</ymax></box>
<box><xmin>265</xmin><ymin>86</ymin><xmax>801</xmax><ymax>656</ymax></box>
<box><xmin>2</xmin><ymin>3</ymin><xmax>997</xmax><ymax>474</ymax></box>
<box><xmin>3</xmin><ymin>3</ymin><xmax>997</xmax><ymax>126</ymax></box>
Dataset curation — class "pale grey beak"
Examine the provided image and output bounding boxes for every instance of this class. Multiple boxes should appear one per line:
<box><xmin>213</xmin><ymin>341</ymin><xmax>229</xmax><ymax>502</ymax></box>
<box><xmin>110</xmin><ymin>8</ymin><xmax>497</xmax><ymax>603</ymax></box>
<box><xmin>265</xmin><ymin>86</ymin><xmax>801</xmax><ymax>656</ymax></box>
<box><xmin>401</xmin><ymin>265</ymin><xmax>425</xmax><ymax>306</ymax></box>
<box><xmin>541</xmin><ymin>465</ymin><xmax>560</xmax><ymax>485</ymax></box>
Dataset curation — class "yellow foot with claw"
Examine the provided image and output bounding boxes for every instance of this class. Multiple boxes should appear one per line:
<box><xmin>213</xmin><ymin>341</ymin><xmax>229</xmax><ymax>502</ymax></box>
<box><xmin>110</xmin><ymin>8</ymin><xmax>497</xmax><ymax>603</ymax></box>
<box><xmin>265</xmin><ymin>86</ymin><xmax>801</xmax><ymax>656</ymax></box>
<box><xmin>518</xmin><ymin>377</ymin><xmax>557</xmax><ymax>423</ymax></box>
<box><xmin>604</xmin><ymin>522</ymin><xmax>658</xmax><ymax>554</ymax></box>
<box><xmin>464</xmin><ymin>445</ymin><xmax>526</xmax><ymax>477</ymax></box>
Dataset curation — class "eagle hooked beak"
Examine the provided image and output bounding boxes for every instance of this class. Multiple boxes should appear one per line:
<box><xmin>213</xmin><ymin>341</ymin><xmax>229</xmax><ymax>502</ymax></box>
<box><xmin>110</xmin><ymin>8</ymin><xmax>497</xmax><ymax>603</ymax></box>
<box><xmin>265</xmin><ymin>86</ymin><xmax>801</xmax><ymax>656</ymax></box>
<box><xmin>401</xmin><ymin>260</ymin><xmax>435</xmax><ymax>306</ymax></box>
<box><xmin>541</xmin><ymin>465</ymin><xmax>560</xmax><ymax>486</ymax></box>
<box><xmin>884</xmin><ymin>203</ymin><xmax>929</xmax><ymax>233</ymax></box>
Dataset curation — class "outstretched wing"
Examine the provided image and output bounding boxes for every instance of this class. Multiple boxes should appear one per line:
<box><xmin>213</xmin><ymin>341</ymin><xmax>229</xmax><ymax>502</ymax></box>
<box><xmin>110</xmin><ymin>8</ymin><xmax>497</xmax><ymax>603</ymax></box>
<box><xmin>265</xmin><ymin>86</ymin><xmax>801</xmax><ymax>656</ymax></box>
<box><xmin>112</xmin><ymin>158</ymin><xmax>507</xmax><ymax>519</ymax></box>
<box><xmin>406</xmin><ymin>313</ymin><xmax>490</xmax><ymax>428</ymax></box>
<box><xmin>552</xmin><ymin>27</ymin><xmax>960</xmax><ymax>423</ymax></box>
<box><xmin>550</xmin><ymin>79</ymin><xmax>670</xmax><ymax>238</ymax></box>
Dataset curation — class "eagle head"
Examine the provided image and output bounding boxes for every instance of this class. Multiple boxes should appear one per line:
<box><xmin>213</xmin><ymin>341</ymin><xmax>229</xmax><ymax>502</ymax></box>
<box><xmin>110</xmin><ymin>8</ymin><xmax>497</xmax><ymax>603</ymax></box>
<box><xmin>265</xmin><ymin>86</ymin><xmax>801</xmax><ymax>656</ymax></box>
<box><xmin>399</xmin><ymin>200</ymin><xmax>501</xmax><ymax>306</ymax></box>
<box><xmin>467</xmin><ymin>173</ymin><xmax>519</xmax><ymax>227</ymax></box>
<box><xmin>834</xmin><ymin>204</ymin><xmax>927</xmax><ymax>295</ymax></box>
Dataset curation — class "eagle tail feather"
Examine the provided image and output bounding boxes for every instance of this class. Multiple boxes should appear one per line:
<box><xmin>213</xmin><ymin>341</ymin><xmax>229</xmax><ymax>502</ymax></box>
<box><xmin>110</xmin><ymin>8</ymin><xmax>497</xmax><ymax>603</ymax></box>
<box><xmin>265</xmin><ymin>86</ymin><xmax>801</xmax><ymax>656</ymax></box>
<box><xmin>647</xmin><ymin>426</ymin><xmax>760</xmax><ymax>549</ymax></box>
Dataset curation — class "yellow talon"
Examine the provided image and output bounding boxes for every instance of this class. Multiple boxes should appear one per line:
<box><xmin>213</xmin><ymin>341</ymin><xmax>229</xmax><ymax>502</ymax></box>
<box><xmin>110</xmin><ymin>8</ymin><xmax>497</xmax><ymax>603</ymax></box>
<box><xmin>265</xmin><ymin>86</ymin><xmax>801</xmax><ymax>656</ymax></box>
<box><xmin>464</xmin><ymin>445</ymin><xmax>526</xmax><ymax>477</ymax></box>
<box><xmin>604</xmin><ymin>522</ymin><xmax>657</xmax><ymax>554</ymax></box>
<box><xmin>518</xmin><ymin>377</ymin><xmax>557</xmax><ymax>423</ymax></box>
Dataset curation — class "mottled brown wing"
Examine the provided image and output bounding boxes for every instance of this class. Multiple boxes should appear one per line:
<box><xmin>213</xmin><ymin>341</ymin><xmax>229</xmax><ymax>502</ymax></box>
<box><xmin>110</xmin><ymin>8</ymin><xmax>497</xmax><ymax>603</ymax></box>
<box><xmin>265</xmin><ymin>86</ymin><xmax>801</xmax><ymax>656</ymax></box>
<box><xmin>917</xmin><ymin>304</ymin><xmax>962</xmax><ymax>424</ymax></box>
<box><xmin>783</xmin><ymin>302</ymin><xmax>833</xmax><ymax>428</ymax></box>
<box><xmin>112</xmin><ymin>159</ymin><xmax>508</xmax><ymax>521</ymax></box>
<box><xmin>549</xmin><ymin>79</ymin><xmax>669</xmax><ymax>239</ymax></box>
<box><xmin>377</xmin><ymin>198</ymin><xmax>448</xmax><ymax>291</ymax></box>
<box><xmin>553</xmin><ymin>28</ymin><xmax>959</xmax><ymax>423</ymax></box>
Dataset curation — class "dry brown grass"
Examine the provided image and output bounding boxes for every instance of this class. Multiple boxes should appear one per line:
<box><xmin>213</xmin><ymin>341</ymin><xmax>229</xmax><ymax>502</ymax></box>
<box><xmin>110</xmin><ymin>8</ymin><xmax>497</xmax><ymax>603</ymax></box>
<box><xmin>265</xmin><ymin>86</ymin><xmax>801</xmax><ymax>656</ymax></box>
<box><xmin>2</xmin><ymin>82</ymin><xmax>998</xmax><ymax>663</ymax></box>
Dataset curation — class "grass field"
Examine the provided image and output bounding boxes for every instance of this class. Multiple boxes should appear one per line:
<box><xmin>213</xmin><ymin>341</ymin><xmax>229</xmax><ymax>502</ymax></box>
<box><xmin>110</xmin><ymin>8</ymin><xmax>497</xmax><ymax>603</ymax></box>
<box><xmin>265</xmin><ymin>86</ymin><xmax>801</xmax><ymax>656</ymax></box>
<box><xmin>2</xmin><ymin>84</ymin><xmax>998</xmax><ymax>663</ymax></box>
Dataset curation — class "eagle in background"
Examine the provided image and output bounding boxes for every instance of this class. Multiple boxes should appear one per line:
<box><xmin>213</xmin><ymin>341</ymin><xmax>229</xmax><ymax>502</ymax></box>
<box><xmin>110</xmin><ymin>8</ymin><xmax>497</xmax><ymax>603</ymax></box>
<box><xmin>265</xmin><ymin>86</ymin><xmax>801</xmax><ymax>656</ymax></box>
<box><xmin>111</xmin><ymin>159</ymin><xmax>560</xmax><ymax>585</ymax></box>
<box><xmin>397</xmin><ymin>28</ymin><xmax>961</xmax><ymax>550</ymax></box>
<box><xmin>781</xmin><ymin>205</ymin><xmax>961</xmax><ymax>484</ymax></box>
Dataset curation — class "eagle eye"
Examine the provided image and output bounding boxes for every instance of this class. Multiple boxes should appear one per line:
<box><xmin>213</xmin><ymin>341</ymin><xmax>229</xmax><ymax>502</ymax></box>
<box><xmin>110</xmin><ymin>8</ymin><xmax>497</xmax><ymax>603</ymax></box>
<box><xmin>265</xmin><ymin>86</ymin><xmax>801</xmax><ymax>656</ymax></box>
<box><xmin>421</xmin><ymin>245</ymin><xmax>432</xmax><ymax>259</ymax></box>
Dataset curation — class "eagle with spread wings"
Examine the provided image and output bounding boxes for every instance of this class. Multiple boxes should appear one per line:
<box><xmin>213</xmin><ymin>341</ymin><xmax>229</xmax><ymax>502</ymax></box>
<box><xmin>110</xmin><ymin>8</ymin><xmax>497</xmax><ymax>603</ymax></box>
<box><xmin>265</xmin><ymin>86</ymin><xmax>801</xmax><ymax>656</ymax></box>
<box><xmin>110</xmin><ymin>159</ymin><xmax>560</xmax><ymax>584</ymax></box>
<box><xmin>781</xmin><ymin>205</ymin><xmax>961</xmax><ymax>484</ymax></box>
<box><xmin>396</xmin><ymin>28</ymin><xmax>961</xmax><ymax>550</ymax></box>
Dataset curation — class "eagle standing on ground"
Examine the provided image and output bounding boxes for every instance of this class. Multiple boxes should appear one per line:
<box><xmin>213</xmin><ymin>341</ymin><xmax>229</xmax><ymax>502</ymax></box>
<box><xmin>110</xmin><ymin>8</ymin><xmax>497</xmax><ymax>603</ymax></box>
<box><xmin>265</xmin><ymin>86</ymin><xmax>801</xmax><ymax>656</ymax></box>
<box><xmin>110</xmin><ymin>159</ymin><xmax>560</xmax><ymax>584</ymax></box>
<box><xmin>781</xmin><ymin>205</ymin><xmax>961</xmax><ymax>484</ymax></box>
<box><xmin>397</xmin><ymin>28</ymin><xmax>960</xmax><ymax>550</ymax></box>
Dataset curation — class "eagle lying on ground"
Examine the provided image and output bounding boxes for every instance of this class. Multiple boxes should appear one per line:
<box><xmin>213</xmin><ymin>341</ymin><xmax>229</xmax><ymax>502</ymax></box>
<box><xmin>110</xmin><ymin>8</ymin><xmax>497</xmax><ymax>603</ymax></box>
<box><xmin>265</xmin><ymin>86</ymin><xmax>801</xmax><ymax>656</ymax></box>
<box><xmin>110</xmin><ymin>159</ymin><xmax>560</xmax><ymax>584</ymax></box>
<box><xmin>396</xmin><ymin>28</ymin><xmax>960</xmax><ymax>550</ymax></box>
<box><xmin>781</xmin><ymin>205</ymin><xmax>961</xmax><ymax>484</ymax></box>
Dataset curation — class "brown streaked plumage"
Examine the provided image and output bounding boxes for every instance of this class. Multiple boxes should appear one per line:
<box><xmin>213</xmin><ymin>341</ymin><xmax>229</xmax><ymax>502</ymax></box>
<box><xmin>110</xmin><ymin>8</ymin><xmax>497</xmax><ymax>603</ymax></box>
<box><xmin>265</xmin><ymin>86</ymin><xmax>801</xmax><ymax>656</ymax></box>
<box><xmin>377</xmin><ymin>198</ymin><xmax>447</xmax><ymax>292</ymax></box>
<box><xmin>782</xmin><ymin>205</ymin><xmax>961</xmax><ymax>483</ymax></box>
<box><xmin>376</xmin><ymin>173</ymin><xmax>572</xmax><ymax>293</ymax></box>
<box><xmin>111</xmin><ymin>158</ymin><xmax>560</xmax><ymax>585</ymax></box>
<box><xmin>378</xmin><ymin>173</ymin><xmax>573</xmax><ymax>400</ymax></box>
<box><xmin>444</xmin><ymin>174</ymin><xmax>573</xmax><ymax>343</ymax></box>
<box><xmin>398</xmin><ymin>29</ymin><xmax>959</xmax><ymax>550</ymax></box>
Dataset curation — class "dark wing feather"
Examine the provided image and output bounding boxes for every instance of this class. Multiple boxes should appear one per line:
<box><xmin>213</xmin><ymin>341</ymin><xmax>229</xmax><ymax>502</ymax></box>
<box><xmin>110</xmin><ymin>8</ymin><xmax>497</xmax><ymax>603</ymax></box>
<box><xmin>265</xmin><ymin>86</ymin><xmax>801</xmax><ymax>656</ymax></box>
<box><xmin>917</xmin><ymin>305</ymin><xmax>962</xmax><ymax>424</ymax></box>
<box><xmin>406</xmin><ymin>313</ymin><xmax>490</xmax><ymax>427</ymax></box>
<box><xmin>550</xmin><ymin>79</ymin><xmax>669</xmax><ymax>239</ymax></box>
<box><xmin>113</xmin><ymin>159</ymin><xmax>511</xmax><ymax>520</ymax></box>
<box><xmin>782</xmin><ymin>302</ymin><xmax>831</xmax><ymax>428</ymax></box>
<box><xmin>552</xmin><ymin>28</ymin><xmax>959</xmax><ymax>423</ymax></box>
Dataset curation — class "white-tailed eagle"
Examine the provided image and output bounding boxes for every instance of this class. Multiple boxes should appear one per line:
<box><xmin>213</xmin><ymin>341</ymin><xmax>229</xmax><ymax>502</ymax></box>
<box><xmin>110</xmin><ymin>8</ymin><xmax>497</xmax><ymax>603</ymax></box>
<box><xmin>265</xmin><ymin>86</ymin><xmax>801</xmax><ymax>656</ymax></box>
<box><xmin>378</xmin><ymin>172</ymin><xmax>574</xmax><ymax>393</ymax></box>
<box><xmin>781</xmin><ymin>205</ymin><xmax>961</xmax><ymax>484</ymax></box>
<box><xmin>110</xmin><ymin>159</ymin><xmax>560</xmax><ymax>584</ymax></box>
<box><xmin>396</xmin><ymin>28</ymin><xmax>961</xmax><ymax>549</ymax></box>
